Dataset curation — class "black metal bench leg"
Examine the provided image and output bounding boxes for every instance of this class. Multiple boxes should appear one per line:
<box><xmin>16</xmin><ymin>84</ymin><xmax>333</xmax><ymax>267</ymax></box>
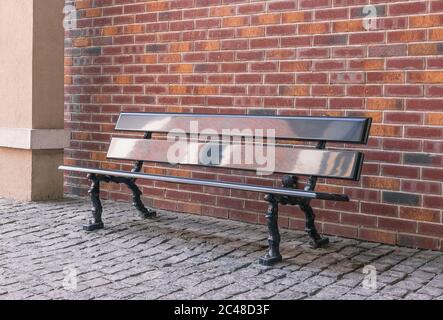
<box><xmin>259</xmin><ymin>194</ymin><xmax>282</xmax><ymax>266</ymax></box>
<box><xmin>299</xmin><ymin>202</ymin><xmax>329</xmax><ymax>249</ymax></box>
<box><xmin>85</xmin><ymin>174</ymin><xmax>105</xmax><ymax>231</ymax></box>
<box><xmin>124</xmin><ymin>179</ymin><xmax>156</xmax><ymax>219</ymax></box>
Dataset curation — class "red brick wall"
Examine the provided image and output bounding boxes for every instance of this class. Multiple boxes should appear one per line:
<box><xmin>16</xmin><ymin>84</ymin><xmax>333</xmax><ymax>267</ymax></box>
<box><xmin>64</xmin><ymin>0</ymin><xmax>443</xmax><ymax>250</ymax></box>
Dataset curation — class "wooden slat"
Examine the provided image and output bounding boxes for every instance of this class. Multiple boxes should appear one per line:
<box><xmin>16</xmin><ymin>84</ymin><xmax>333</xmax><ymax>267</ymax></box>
<box><xmin>115</xmin><ymin>113</ymin><xmax>372</xmax><ymax>144</ymax></box>
<box><xmin>107</xmin><ymin>138</ymin><xmax>364</xmax><ymax>180</ymax></box>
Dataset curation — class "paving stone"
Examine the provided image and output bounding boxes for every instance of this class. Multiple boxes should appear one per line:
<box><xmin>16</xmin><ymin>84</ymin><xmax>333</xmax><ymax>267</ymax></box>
<box><xmin>367</xmin><ymin>294</ymin><xmax>396</xmax><ymax>300</ymax></box>
<box><xmin>394</xmin><ymin>280</ymin><xmax>423</xmax><ymax>292</ymax></box>
<box><xmin>404</xmin><ymin>292</ymin><xmax>433</xmax><ymax>300</ymax></box>
<box><xmin>0</xmin><ymin>196</ymin><xmax>442</xmax><ymax>300</ymax></box>
<box><xmin>339</xmin><ymin>293</ymin><xmax>366</xmax><ymax>300</ymax></box>
<box><xmin>380</xmin><ymin>285</ymin><xmax>409</xmax><ymax>298</ymax></box>
<box><xmin>416</xmin><ymin>286</ymin><xmax>443</xmax><ymax>297</ymax></box>
<box><xmin>310</xmin><ymin>285</ymin><xmax>351</xmax><ymax>299</ymax></box>
<box><xmin>428</xmin><ymin>279</ymin><xmax>443</xmax><ymax>289</ymax></box>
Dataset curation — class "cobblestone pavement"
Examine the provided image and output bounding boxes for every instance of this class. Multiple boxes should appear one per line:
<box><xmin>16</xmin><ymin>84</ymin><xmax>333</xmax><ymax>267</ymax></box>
<box><xmin>1</xmin><ymin>196</ymin><xmax>443</xmax><ymax>300</ymax></box>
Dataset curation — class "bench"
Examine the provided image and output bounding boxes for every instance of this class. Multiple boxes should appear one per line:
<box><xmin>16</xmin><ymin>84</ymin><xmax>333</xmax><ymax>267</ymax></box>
<box><xmin>59</xmin><ymin>113</ymin><xmax>372</xmax><ymax>266</ymax></box>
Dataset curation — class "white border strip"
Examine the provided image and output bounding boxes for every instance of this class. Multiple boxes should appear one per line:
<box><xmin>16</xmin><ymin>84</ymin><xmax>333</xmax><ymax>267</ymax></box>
<box><xmin>0</xmin><ymin>128</ymin><xmax>70</xmax><ymax>150</ymax></box>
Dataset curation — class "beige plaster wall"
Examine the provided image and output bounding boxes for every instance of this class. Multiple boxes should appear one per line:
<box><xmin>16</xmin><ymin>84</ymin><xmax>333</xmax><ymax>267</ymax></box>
<box><xmin>33</xmin><ymin>0</ymin><xmax>65</xmax><ymax>129</ymax></box>
<box><xmin>0</xmin><ymin>149</ymin><xmax>33</xmax><ymax>201</ymax></box>
<box><xmin>0</xmin><ymin>0</ymin><xmax>67</xmax><ymax>201</ymax></box>
<box><xmin>0</xmin><ymin>0</ymin><xmax>33</xmax><ymax>128</ymax></box>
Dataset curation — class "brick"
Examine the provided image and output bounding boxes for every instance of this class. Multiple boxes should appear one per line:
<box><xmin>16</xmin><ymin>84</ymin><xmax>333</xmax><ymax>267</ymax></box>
<box><xmin>267</xmin><ymin>25</ymin><xmax>296</xmax><ymax>36</ymax></box>
<box><xmin>298</xmin><ymin>48</ymin><xmax>330</xmax><ymax>59</ymax></box>
<box><xmin>312</xmin><ymin>85</ymin><xmax>345</xmax><ymax>96</ymax></box>
<box><xmin>367</xmin><ymin>98</ymin><xmax>403</xmax><ymax>110</ymax></box>
<box><xmin>388</xmin><ymin>30</ymin><xmax>426</xmax><ymax>43</ymax></box>
<box><xmin>252</xmin><ymin>13</ymin><xmax>281</xmax><ymax>25</ymax></box>
<box><xmin>349</xmin><ymin>32</ymin><xmax>385</xmax><ymax>45</ymax></box>
<box><xmin>314</xmin><ymin>34</ymin><xmax>347</xmax><ymax>46</ymax></box>
<box><xmin>409</xmin><ymin>43</ymin><xmax>443</xmax><ymax>56</ymax></box>
<box><xmin>349</xmin><ymin>59</ymin><xmax>384</xmax><ymax>71</ymax></box>
<box><xmin>323</xmin><ymin>223</ymin><xmax>358</xmax><ymax>239</ymax></box>
<box><xmin>385</xmin><ymin>112</ymin><xmax>422</xmax><ymax>124</ymax></box>
<box><xmin>114</xmin><ymin>75</ymin><xmax>133</xmax><ymax>84</ymax></box>
<box><xmin>210</xmin><ymin>6</ymin><xmax>234</xmax><ymax>17</ymax></box>
<box><xmin>398</xmin><ymin>234</ymin><xmax>440</xmax><ymax>251</ymax></box>
<box><xmin>428</xmin><ymin>57</ymin><xmax>443</xmax><ymax>69</ymax></box>
<box><xmin>404</xmin><ymin>153</ymin><xmax>438</xmax><ymax>166</ymax></box>
<box><xmin>409</xmin><ymin>71</ymin><xmax>443</xmax><ymax>83</ymax></box>
<box><xmin>383</xmin><ymin>191</ymin><xmax>420</xmax><ymax>206</ymax></box>
<box><xmin>333</xmin><ymin>20</ymin><xmax>364</xmax><ymax>32</ymax></box>
<box><xmin>378</xmin><ymin>217</ymin><xmax>417</xmax><ymax>233</ymax></box>
<box><xmin>382</xmin><ymin>165</ymin><xmax>420</xmax><ymax>179</ymax></box>
<box><xmin>426</xmin><ymin>85</ymin><xmax>443</xmax><ymax>97</ymax></box>
<box><xmin>385</xmin><ymin>85</ymin><xmax>423</xmax><ymax>97</ymax></box>
<box><xmin>237</xmin><ymin>27</ymin><xmax>264</xmax><ymax>38</ymax></box>
<box><xmin>369</xmin><ymin>44</ymin><xmax>407</xmax><ymax>57</ymax></box>
<box><xmin>279</xmin><ymin>86</ymin><xmax>310</xmax><ymax>96</ymax></box>
<box><xmin>170</xmin><ymin>42</ymin><xmax>192</xmax><ymax>52</ymax></box>
<box><xmin>299</xmin><ymin>0</ymin><xmax>331</xmax><ymax>9</ymax></box>
<box><xmin>315</xmin><ymin>8</ymin><xmax>348</xmax><ymax>20</ymax></box>
<box><xmin>406</xmin><ymin>99</ymin><xmax>443</xmax><ymax>111</ymax></box>
<box><xmin>426</xmin><ymin>113</ymin><xmax>443</xmax><ymax>125</ymax></box>
<box><xmin>73</xmin><ymin>38</ymin><xmax>90</xmax><ymax>47</ymax></box>
<box><xmin>402</xmin><ymin>180</ymin><xmax>441</xmax><ymax>195</ymax></box>
<box><xmin>432</xmin><ymin>0</ymin><xmax>443</xmax><ymax>13</ymax></box>
<box><xmin>387</xmin><ymin>58</ymin><xmax>424</xmax><ymax>70</ymax></box>
<box><xmin>400</xmin><ymin>207</ymin><xmax>441</xmax><ymax>223</ymax></box>
<box><xmin>282</xmin><ymin>11</ymin><xmax>310</xmax><ymax>23</ymax></box>
<box><xmin>332</xmin><ymin>47</ymin><xmax>366</xmax><ymax>58</ymax></box>
<box><xmin>359</xmin><ymin>229</ymin><xmax>396</xmax><ymax>245</ymax></box>
<box><xmin>367</xmin><ymin>72</ymin><xmax>405</xmax><ymax>83</ymax></box>
<box><xmin>363</xmin><ymin>176</ymin><xmax>400</xmax><ymax>191</ymax></box>
<box><xmin>298</xmin><ymin>22</ymin><xmax>329</xmax><ymax>34</ymax></box>
<box><xmin>312</xmin><ymin>60</ymin><xmax>346</xmax><ymax>71</ymax></box>
<box><xmin>405</xmin><ymin>127</ymin><xmax>443</xmax><ymax>139</ymax></box>
<box><xmin>424</xmin><ymin>196</ymin><xmax>443</xmax><ymax>210</ymax></box>
<box><xmin>296</xmin><ymin>73</ymin><xmax>328</xmax><ymax>84</ymax></box>
<box><xmin>340</xmin><ymin>213</ymin><xmax>377</xmax><ymax>227</ymax></box>
<box><xmin>418</xmin><ymin>223</ymin><xmax>443</xmax><ymax>238</ymax></box>
<box><xmin>330</xmin><ymin>98</ymin><xmax>364</xmax><ymax>109</ymax></box>
<box><xmin>223</xmin><ymin>16</ymin><xmax>248</xmax><ymax>27</ymax></box>
<box><xmin>430</xmin><ymin>28</ymin><xmax>443</xmax><ymax>41</ymax></box>
<box><xmin>280</xmin><ymin>61</ymin><xmax>311</xmax><ymax>72</ymax></box>
<box><xmin>389</xmin><ymin>2</ymin><xmax>427</xmax><ymax>16</ymax></box>
<box><xmin>146</xmin><ymin>1</ymin><xmax>169</xmax><ymax>11</ymax></box>
<box><xmin>410</xmin><ymin>14</ymin><xmax>443</xmax><ymax>28</ymax></box>
<box><xmin>347</xmin><ymin>85</ymin><xmax>382</xmax><ymax>97</ymax></box>
<box><xmin>268</xmin><ymin>0</ymin><xmax>296</xmax><ymax>11</ymax></box>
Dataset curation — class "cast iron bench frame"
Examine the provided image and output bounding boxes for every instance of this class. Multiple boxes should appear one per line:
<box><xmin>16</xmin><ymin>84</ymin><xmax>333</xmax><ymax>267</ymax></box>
<box><xmin>60</xmin><ymin>113</ymin><xmax>372</xmax><ymax>266</ymax></box>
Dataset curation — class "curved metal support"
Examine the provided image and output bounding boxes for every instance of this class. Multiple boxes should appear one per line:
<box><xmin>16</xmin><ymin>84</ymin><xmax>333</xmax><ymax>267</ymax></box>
<box><xmin>122</xmin><ymin>178</ymin><xmax>156</xmax><ymax>219</ymax></box>
<box><xmin>85</xmin><ymin>174</ymin><xmax>104</xmax><ymax>231</ymax></box>
<box><xmin>100</xmin><ymin>175</ymin><xmax>156</xmax><ymax>219</ymax></box>
<box><xmin>83</xmin><ymin>171</ymin><xmax>156</xmax><ymax>232</ymax></box>
<box><xmin>280</xmin><ymin>171</ymin><xmax>329</xmax><ymax>249</ymax></box>
<box><xmin>259</xmin><ymin>194</ymin><xmax>282</xmax><ymax>266</ymax></box>
<box><xmin>299</xmin><ymin>202</ymin><xmax>329</xmax><ymax>249</ymax></box>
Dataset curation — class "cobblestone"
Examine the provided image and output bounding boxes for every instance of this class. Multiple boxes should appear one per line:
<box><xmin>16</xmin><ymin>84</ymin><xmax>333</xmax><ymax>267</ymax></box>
<box><xmin>0</xmin><ymin>196</ymin><xmax>442</xmax><ymax>300</ymax></box>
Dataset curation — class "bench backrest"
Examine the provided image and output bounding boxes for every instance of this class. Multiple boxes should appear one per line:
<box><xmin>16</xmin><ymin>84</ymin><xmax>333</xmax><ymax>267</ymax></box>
<box><xmin>115</xmin><ymin>113</ymin><xmax>371</xmax><ymax>144</ymax></box>
<box><xmin>108</xmin><ymin>113</ymin><xmax>372</xmax><ymax>181</ymax></box>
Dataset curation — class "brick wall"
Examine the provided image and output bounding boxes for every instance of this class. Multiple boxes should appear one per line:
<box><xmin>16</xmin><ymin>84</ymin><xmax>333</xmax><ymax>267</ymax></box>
<box><xmin>64</xmin><ymin>0</ymin><xmax>443</xmax><ymax>250</ymax></box>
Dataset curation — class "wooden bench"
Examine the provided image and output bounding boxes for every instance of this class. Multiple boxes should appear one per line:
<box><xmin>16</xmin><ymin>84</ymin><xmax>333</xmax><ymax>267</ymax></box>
<box><xmin>60</xmin><ymin>113</ymin><xmax>371</xmax><ymax>266</ymax></box>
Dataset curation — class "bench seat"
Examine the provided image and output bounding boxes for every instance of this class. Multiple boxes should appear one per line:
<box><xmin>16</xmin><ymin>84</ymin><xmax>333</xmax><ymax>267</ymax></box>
<box><xmin>60</xmin><ymin>113</ymin><xmax>371</xmax><ymax>266</ymax></box>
